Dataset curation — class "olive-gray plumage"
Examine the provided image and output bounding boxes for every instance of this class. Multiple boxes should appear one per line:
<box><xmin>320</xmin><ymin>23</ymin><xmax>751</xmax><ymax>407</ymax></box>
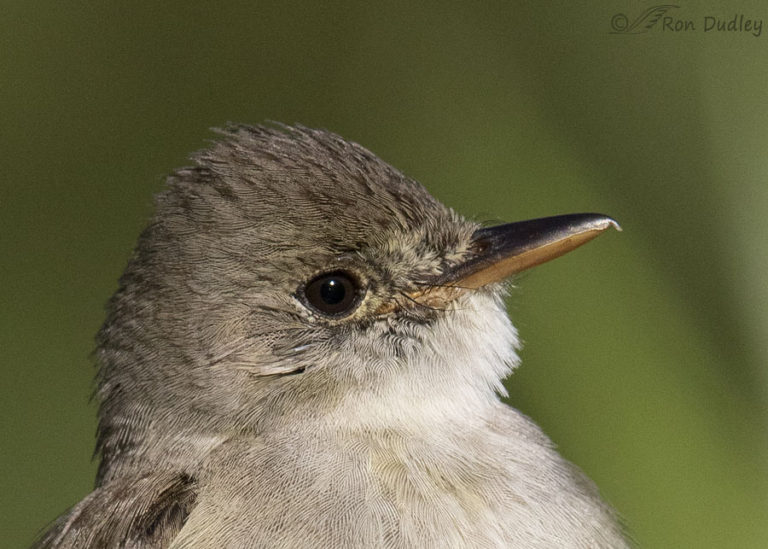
<box><xmin>35</xmin><ymin>125</ymin><xmax>629</xmax><ymax>548</ymax></box>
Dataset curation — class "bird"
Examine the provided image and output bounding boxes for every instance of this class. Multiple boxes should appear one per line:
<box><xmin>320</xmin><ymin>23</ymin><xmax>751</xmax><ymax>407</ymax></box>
<box><xmin>34</xmin><ymin>124</ymin><xmax>629</xmax><ymax>548</ymax></box>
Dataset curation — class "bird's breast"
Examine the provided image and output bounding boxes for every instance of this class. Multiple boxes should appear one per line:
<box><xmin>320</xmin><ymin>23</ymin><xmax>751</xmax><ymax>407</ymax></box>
<box><xmin>171</xmin><ymin>410</ymin><xmax>572</xmax><ymax>548</ymax></box>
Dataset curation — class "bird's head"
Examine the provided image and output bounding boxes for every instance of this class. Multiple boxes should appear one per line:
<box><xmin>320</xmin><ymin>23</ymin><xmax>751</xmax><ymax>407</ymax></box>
<box><xmin>95</xmin><ymin>125</ymin><xmax>617</xmax><ymax>480</ymax></box>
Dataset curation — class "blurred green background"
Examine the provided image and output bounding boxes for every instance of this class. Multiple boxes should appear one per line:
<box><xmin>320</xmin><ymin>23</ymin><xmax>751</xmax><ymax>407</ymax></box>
<box><xmin>2</xmin><ymin>1</ymin><xmax>767</xmax><ymax>547</ymax></box>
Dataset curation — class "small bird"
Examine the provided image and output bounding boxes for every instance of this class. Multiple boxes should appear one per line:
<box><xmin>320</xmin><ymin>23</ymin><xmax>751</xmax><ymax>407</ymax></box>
<box><xmin>35</xmin><ymin>125</ymin><xmax>629</xmax><ymax>548</ymax></box>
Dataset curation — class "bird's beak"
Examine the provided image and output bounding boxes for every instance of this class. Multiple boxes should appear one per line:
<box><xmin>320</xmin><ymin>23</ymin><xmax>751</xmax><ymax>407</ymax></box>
<box><xmin>381</xmin><ymin>213</ymin><xmax>620</xmax><ymax>313</ymax></box>
<box><xmin>439</xmin><ymin>213</ymin><xmax>620</xmax><ymax>288</ymax></box>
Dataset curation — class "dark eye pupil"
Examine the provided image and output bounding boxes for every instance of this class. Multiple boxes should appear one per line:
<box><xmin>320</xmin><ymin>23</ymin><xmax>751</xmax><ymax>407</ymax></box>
<box><xmin>320</xmin><ymin>278</ymin><xmax>346</xmax><ymax>305</ymax></box>
<box><xmin>303</xmin><ymin>271</ymin><xmax>363</xmax><ymax>317</ymax></box>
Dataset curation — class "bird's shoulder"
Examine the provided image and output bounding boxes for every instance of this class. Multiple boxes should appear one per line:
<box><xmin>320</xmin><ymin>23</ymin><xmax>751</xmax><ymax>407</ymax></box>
<box><xmin>33</xmin><ymin>470</ymin><xmax>197</xmax><ymax>549</ymax></box>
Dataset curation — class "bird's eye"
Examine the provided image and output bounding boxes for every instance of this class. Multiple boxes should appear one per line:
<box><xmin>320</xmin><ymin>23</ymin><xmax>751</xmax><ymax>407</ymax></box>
<box><xmin>303</xmin><ymin>271</ymin><xmax>363</xmax><ymax>317</ymax></box>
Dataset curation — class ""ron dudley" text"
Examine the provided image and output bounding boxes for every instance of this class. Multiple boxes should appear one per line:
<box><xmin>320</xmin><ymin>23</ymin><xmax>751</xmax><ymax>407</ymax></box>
<box><xmin>663</xmin><ymin>14</ymin><xmax>763</xmax><ymax>37</ymax></box>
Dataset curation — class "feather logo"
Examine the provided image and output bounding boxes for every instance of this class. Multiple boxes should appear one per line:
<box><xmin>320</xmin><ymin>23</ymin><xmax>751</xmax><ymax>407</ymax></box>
<box><xmin>611</xmin><ymin>5</ymin><xmax>679</xmax><ymax>33</ymax></box>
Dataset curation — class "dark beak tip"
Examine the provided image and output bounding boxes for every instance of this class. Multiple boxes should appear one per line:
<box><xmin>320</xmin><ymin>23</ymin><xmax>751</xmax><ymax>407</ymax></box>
<box><xmin>581</xmin><ymin>213</ymin><xmax>622</xmax><ymax>233</ymax></box>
